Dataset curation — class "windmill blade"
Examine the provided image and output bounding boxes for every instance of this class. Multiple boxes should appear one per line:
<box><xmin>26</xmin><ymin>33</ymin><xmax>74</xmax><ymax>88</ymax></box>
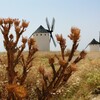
<box><xmin>50</xmin><ymin>33</ymin><xmax>56</xmax><ymax>47</ymax></box>
<box><xmin>51</xmin><ymin>18</ymin><xmax>55</xmax><ymax>32</ymax></box>
<box><xmin>46</xmin><ymin>17</ymin><xmax>50</xmax><ymax>31</ymax></box>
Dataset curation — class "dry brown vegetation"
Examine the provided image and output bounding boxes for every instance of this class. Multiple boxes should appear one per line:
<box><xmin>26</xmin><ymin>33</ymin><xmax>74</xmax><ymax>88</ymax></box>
<box><xmin>0</xmin><ymin>18</ymin><xmax>100</xmax><ymax>100</ymax></box>
<box><xmin>0</xmin><ymin>51</ymin><xmax>100</xmax><ymax>100</ymax></box>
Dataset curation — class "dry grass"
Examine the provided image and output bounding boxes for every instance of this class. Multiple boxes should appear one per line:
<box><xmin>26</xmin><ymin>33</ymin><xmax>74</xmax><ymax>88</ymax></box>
<box><xmin>0</xmin><ymin>51</ymin><xmax>100</xmax><ymax>99</ymax></box>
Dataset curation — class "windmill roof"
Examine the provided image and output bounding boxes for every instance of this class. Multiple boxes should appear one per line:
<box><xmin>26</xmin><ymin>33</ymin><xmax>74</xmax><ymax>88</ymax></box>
<box><xmin>33</xmin><ymin>25</ymin><xmax>48</xmax><ymax>34</ymax></box>
<box><xmin>89</xmin><ymin>39</ymin><xmax>100</xmax><ymax>45</ymax></box>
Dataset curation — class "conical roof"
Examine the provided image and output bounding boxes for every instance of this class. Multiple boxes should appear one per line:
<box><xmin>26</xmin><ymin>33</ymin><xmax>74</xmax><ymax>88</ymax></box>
<box><xmin>89</xmin><ymin>39</ymin><xmax>100</xmax><ymax>45</ymax></box>
<box><xmin>33</xmin><ymin>25</ymin><xmax>48</xmax><ymax>33</ymax></box>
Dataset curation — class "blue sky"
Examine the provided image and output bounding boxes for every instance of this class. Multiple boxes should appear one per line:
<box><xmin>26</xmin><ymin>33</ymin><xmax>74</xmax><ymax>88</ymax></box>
<box><xmin>0</xmin><ymin>0</ymin><xmax>100</xmax><ymax>51</ymax></box>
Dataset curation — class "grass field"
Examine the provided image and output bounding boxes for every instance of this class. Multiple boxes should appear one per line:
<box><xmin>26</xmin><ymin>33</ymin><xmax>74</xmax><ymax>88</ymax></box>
<box><xmin>0</xmin><ymin>51</ymin><xmax>100</xmax><ymax>100</ymax></box>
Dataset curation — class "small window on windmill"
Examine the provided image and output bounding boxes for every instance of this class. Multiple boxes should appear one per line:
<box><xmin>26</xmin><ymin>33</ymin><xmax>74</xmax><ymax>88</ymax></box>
<box><xmin>45</xmin><ymin>34</ymin><xmax>46</xmax><ymax>36</ymax></box>
<box><xmin>40</xmin><ymin>34</ymin><xmax>42</xmax><ymax>36</ymax></box>
<box><xmin>36</xmin><ymin>34</ymin><xmax>38</xmax><ymax>36</ymax></box>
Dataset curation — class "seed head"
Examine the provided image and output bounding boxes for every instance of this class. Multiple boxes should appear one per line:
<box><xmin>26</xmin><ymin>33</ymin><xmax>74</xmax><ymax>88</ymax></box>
<box><xmin>22</xmin><ymin>36</ymin><xmax>27</xmax><ymax>44</ymax></box>
<box><xmin>15</xmin><ymin>26</ymin><xmax>21</xmax><ymax>33</ymax></box>
<box><xmin>56</xmin><ymin>34</ymin><xmax>66</xmax><ymax>48</ymax></box>
<box><xmin>38</xmin><ymin>66</ymin><xmax>45</xmax><ymax>75</ymax></box>
<box><xmin>28</xmin><ymin>37</ymin><xmax>35</xmax><ymax>46</ymax></box>
<box><xmin>80</xmin><ymin>51</ymin><xmax>87</xmax><ymax>59</ymax></box>
<box><xmin>4</xmin><ymin>18</ymin><xmax>9</xmax><ymax>24</ymax></box>
<box><xmin>70</xmin><ymin>63</ymin><xmax>77</xmax><ymax>71</ymax></box>
<box><xmin>9</xmin><ymin>34</ymin><xmax>14</xmax><ymax>40</ymax></box>
<box><xmin>22</xmin><ymin>20</ymin><xmax>29</xmax><ymax>28</ymax></box>
<box><xmin>68</xmin><ymin>27</ymin><xmax>80</xmax><ymax>42</ymax></box>
<box><xmin>8</xmin><ymin>18</ymin><xmax>13</xmax><ymax>24</ymax></box>
<box><xmin>14</xmin><ymin>19</ymin><xmax>20</xmax><ymax>26</ymax></box>
<box><xmin>59</xmin><ymin>59</ymin><xmax>66</xmax><ymax>66</ymax></box>
<box><xmin>49</xmin><ymin>57</ymin><xmax>54</xmax><ymax>64</ymax></box>
<box><xmin>56</xmin><ymin>34</ymin><xmax>63</xmax><ymax>41</ymax></box>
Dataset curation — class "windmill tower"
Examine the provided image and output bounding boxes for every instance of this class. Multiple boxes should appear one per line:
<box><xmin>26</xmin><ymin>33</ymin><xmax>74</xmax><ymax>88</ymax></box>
<box><xmin>89</xmin><ymin>32</ymin><xmax>100</xmax><ymax>51</ymax></box>
<box><xmin>30</xmin><ymin>18</ymin><xmax>56</xmax><ymax>51</ymax></box>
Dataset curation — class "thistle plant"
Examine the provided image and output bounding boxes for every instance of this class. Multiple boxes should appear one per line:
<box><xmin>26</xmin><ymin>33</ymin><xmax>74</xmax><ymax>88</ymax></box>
<box><xmin>0</xmin><ymin>18</ymin><xmax>38</xmax><ymax>100</ymax></box>
<box><xmin>37</xmin><ymin>27</ymin><xmax>87</xmax><ymax>100</ymax></box>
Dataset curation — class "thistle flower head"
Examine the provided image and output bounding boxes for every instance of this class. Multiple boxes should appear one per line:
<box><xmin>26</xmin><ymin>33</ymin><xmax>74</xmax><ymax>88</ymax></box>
<box><xmin>71</xmin><ymin>27</ymin><xmax>80</xmax><ymax>35</ymax></box>
<box><xmin>31</xmin><ymin>45</ymin><xmax>38</xmax><ymax>52</ymax></box>
<box><xmin>56</xmin><ymin>34</ymin><xmax>63</xmax><ymax>41</ymax></box>
<box><xmin>8</xmin><ymin>18</ymin><xmax>13</xmax><ymax>24</ymax></box>
<box><xmin>38</xmin><ymin>66</ymin><xmax>45</xmax><ymax>75</ymax></box>
<box><xmin>15</xmin><ymin>26</ymin><xmax>21</xmax><ymax>33</ymax></box>
<box><xmin>28</xmin><ymin>37</ymin><xmax>36</xmax><ymax>46</ymax></box>
<box><xmin>9</xmin><ymin>34</ymin><xmax>14</xmax><ymax>40</ymax></box>
<box><xmin>56</xmin><ymin>34</ymin><xmax>66</xmax><ymax>48</ymax></box>
<box><xmin>6</xmin><ymin>84</ymin><xmax>27</xmax><ymax>98</ymax></box>
<box><xmin>49</xmin><ymin>57</ymin><xmax>55</xmax><ymax>64</ymax></box>
<box><xmin>22</xmin><ymin>20</ymin><xmax>29</xmax><ymax>28</ymax></box>
<box><xmin>68</xmin><ymin>27</ymin><xmax>80</xmax><ymax>42</ymax></box>
<box><xmin>22</xmin><ymin>36</ymin><xmax>27</xmax><ymax>44</ymax></box>
<box><xmin>3</xmin><ymin>25</ymin><xmax>8</xmax><ymax>32</ymax></box>
<box><xmin>70</xmin><ymin>63</ymin><xmax>77</xmax><ymax>71</ymax></box>
<box><xmin>80</xmin><ymin>50</ymin><xmax>87</xmax><ymax>59</ymax></box>
<box><xmin>14</xmin><ymin>85</ymin><xmax>27</xmax><ymax>98</ymax></box>
<box><xmin>59</xmin><ymin>59</ymin><xmax>66</xmax><ymax>66</ymax></box>
<box><xmin>4</xmin><ymin>18</ymin><xmax>9</xmax><ymax>24</ymax></box>
<box><xmin>14</xmin><ymin>19</ymin><xmax>20</xmax><ymax>26</ymax></box>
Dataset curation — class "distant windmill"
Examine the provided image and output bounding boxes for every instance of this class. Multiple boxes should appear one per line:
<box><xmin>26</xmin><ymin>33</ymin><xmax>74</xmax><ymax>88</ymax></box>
<box><xmin>46</xmin><ymin>17</ymin><xmax>56</xmax><ymax>47</ymax></box>
<box><xmin>84</xmin><ymin>32</ymin><xmax>100</xmax><ymax>51</ymax></box>
<box><xmin>30</xmin><ymin>18</ymin><xmax>56</xmax><ymax>51</ymax></box>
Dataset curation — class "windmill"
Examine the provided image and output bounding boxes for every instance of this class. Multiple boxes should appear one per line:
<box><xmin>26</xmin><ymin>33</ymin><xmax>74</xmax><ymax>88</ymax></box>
<box><xmin>30</xmin><ymin>18</ymin><xmax>56</xmax><ymax>51</ymax></box>
<box><xmin>84</xmin><ymin>32</ymin><xmax>100</xmax><ymax>51</ymax></box>
<box><xmin>46</xmin><ymin>17</ymin><xmax>56</xmax><ymax>47</ymax></box>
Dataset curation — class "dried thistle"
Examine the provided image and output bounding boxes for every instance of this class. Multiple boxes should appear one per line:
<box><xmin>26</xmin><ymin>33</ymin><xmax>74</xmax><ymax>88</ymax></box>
<box><xmin>70</xmin><ymin>63</ymin><xmax>77</xmax><ymax>71</ymax></box>
<box><xmin>14</xmin><ymin>19</ymin><xmax>20</xmax><ymax>26</ymax></box>
<box><xmin>56</xmin><ymin>34</ymin><xmax>66</xmax><ymax>48</ymax></box>
<box><xmin>9</xmin><ymin>34</ymin><xmax>14</xmax><ymax>40</ymax></box>
<box><xmin>37</xmin><ymin>27</ymin><xmax>86</xmax><ymax>100</ymax></box>
<box><xmin>68</xmin><ymin>27</ymin><xmax>80</xmax><ymax>42</ymax></box>
<box><xmin>0</xmin><ymin>18</ymin><xmax>37</xmax><ymax>100</ymax></box>
<box><xmin>80</xmin><ymin>50</ymin><xmax>87</xmax><ymax>59</ymax></box>
<box><xmin>22</xmin><ymin>36</ymin><xmax>27</xmax><ymax>44</ymax></box>
<box><xmin>59</xmin><ymin>59</ymin><xmax>66</xmax><ymax>66</ymax></box>
<box><xmin>56</xmin><ymin>34</ymin><xmax>66</xmax><ymax>60</ymax></box>
<box><xmin>38</xmin><ymin>66</ymin><xmax>45</xmax><ymax>75</ymax></box>
<box><xmin>28</xmin><ymin>37</ymin><xmax>36</xmax><ymax>46</ymax></box>
<box><xmin>49</xmin><ymin>57</ymin><xmax>55</xmax><ymax>64</ymax></box>
<box><xmin>15</xmin><ymin>26</ymin><xmax>21</xmax><ymax>33</ymax></box>
<box><xmin>6</xmin><ymin>84</ymin><xmax>27</xmax><ymax>99</ymax></box>
<box><xmin>22</xmin><ymin>20</ymin><xmax>29</xmax><ymax>28</ymax></box>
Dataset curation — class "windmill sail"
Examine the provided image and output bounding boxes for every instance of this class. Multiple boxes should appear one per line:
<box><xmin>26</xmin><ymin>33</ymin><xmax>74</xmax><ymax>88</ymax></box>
<box><xmin>46</xmin><ymin>18</ymin><xmax>50</xmax><ymax>31</ymax></box>
<box><xmin>50</xmin><ymin>33</ymin><xmax>56</xmax><ymax>47</ymax></box>
<box><xmin>46</xmin><ymin>17</ymin><xmax>56</xmax><ymax>47</ymax></box>
<box><xmin>51</xmin><ymin>18</ymin><xmax>55</xmax><ymax>32</ymax></box>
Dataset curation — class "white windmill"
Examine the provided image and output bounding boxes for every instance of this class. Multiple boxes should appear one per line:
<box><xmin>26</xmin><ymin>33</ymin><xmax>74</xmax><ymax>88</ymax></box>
<box><xmin>89</xmin><ymin>38</ymin><xmax>100</xmax><ymax>51</ymax></box>
<box><xmin>30</xmin><ymin>18</ymin><xmax>56</xmax><ymax>51</ymax></box>
<box><xmin>85</xmin><ymin>32</ymin><xmax>100</xmax><ymax>51</ymax></box>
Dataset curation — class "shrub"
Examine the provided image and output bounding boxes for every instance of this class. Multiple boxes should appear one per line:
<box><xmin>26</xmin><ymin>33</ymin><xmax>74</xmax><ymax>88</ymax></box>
<box><xmin>0</xmin><ymin>18</ymin><xmax>38</xmax><ymax>99</ymax></box>
<box><xmin>36</xmin><ymin>27</ymin><xmax>87</xmax><ymax>100</ymax></box>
